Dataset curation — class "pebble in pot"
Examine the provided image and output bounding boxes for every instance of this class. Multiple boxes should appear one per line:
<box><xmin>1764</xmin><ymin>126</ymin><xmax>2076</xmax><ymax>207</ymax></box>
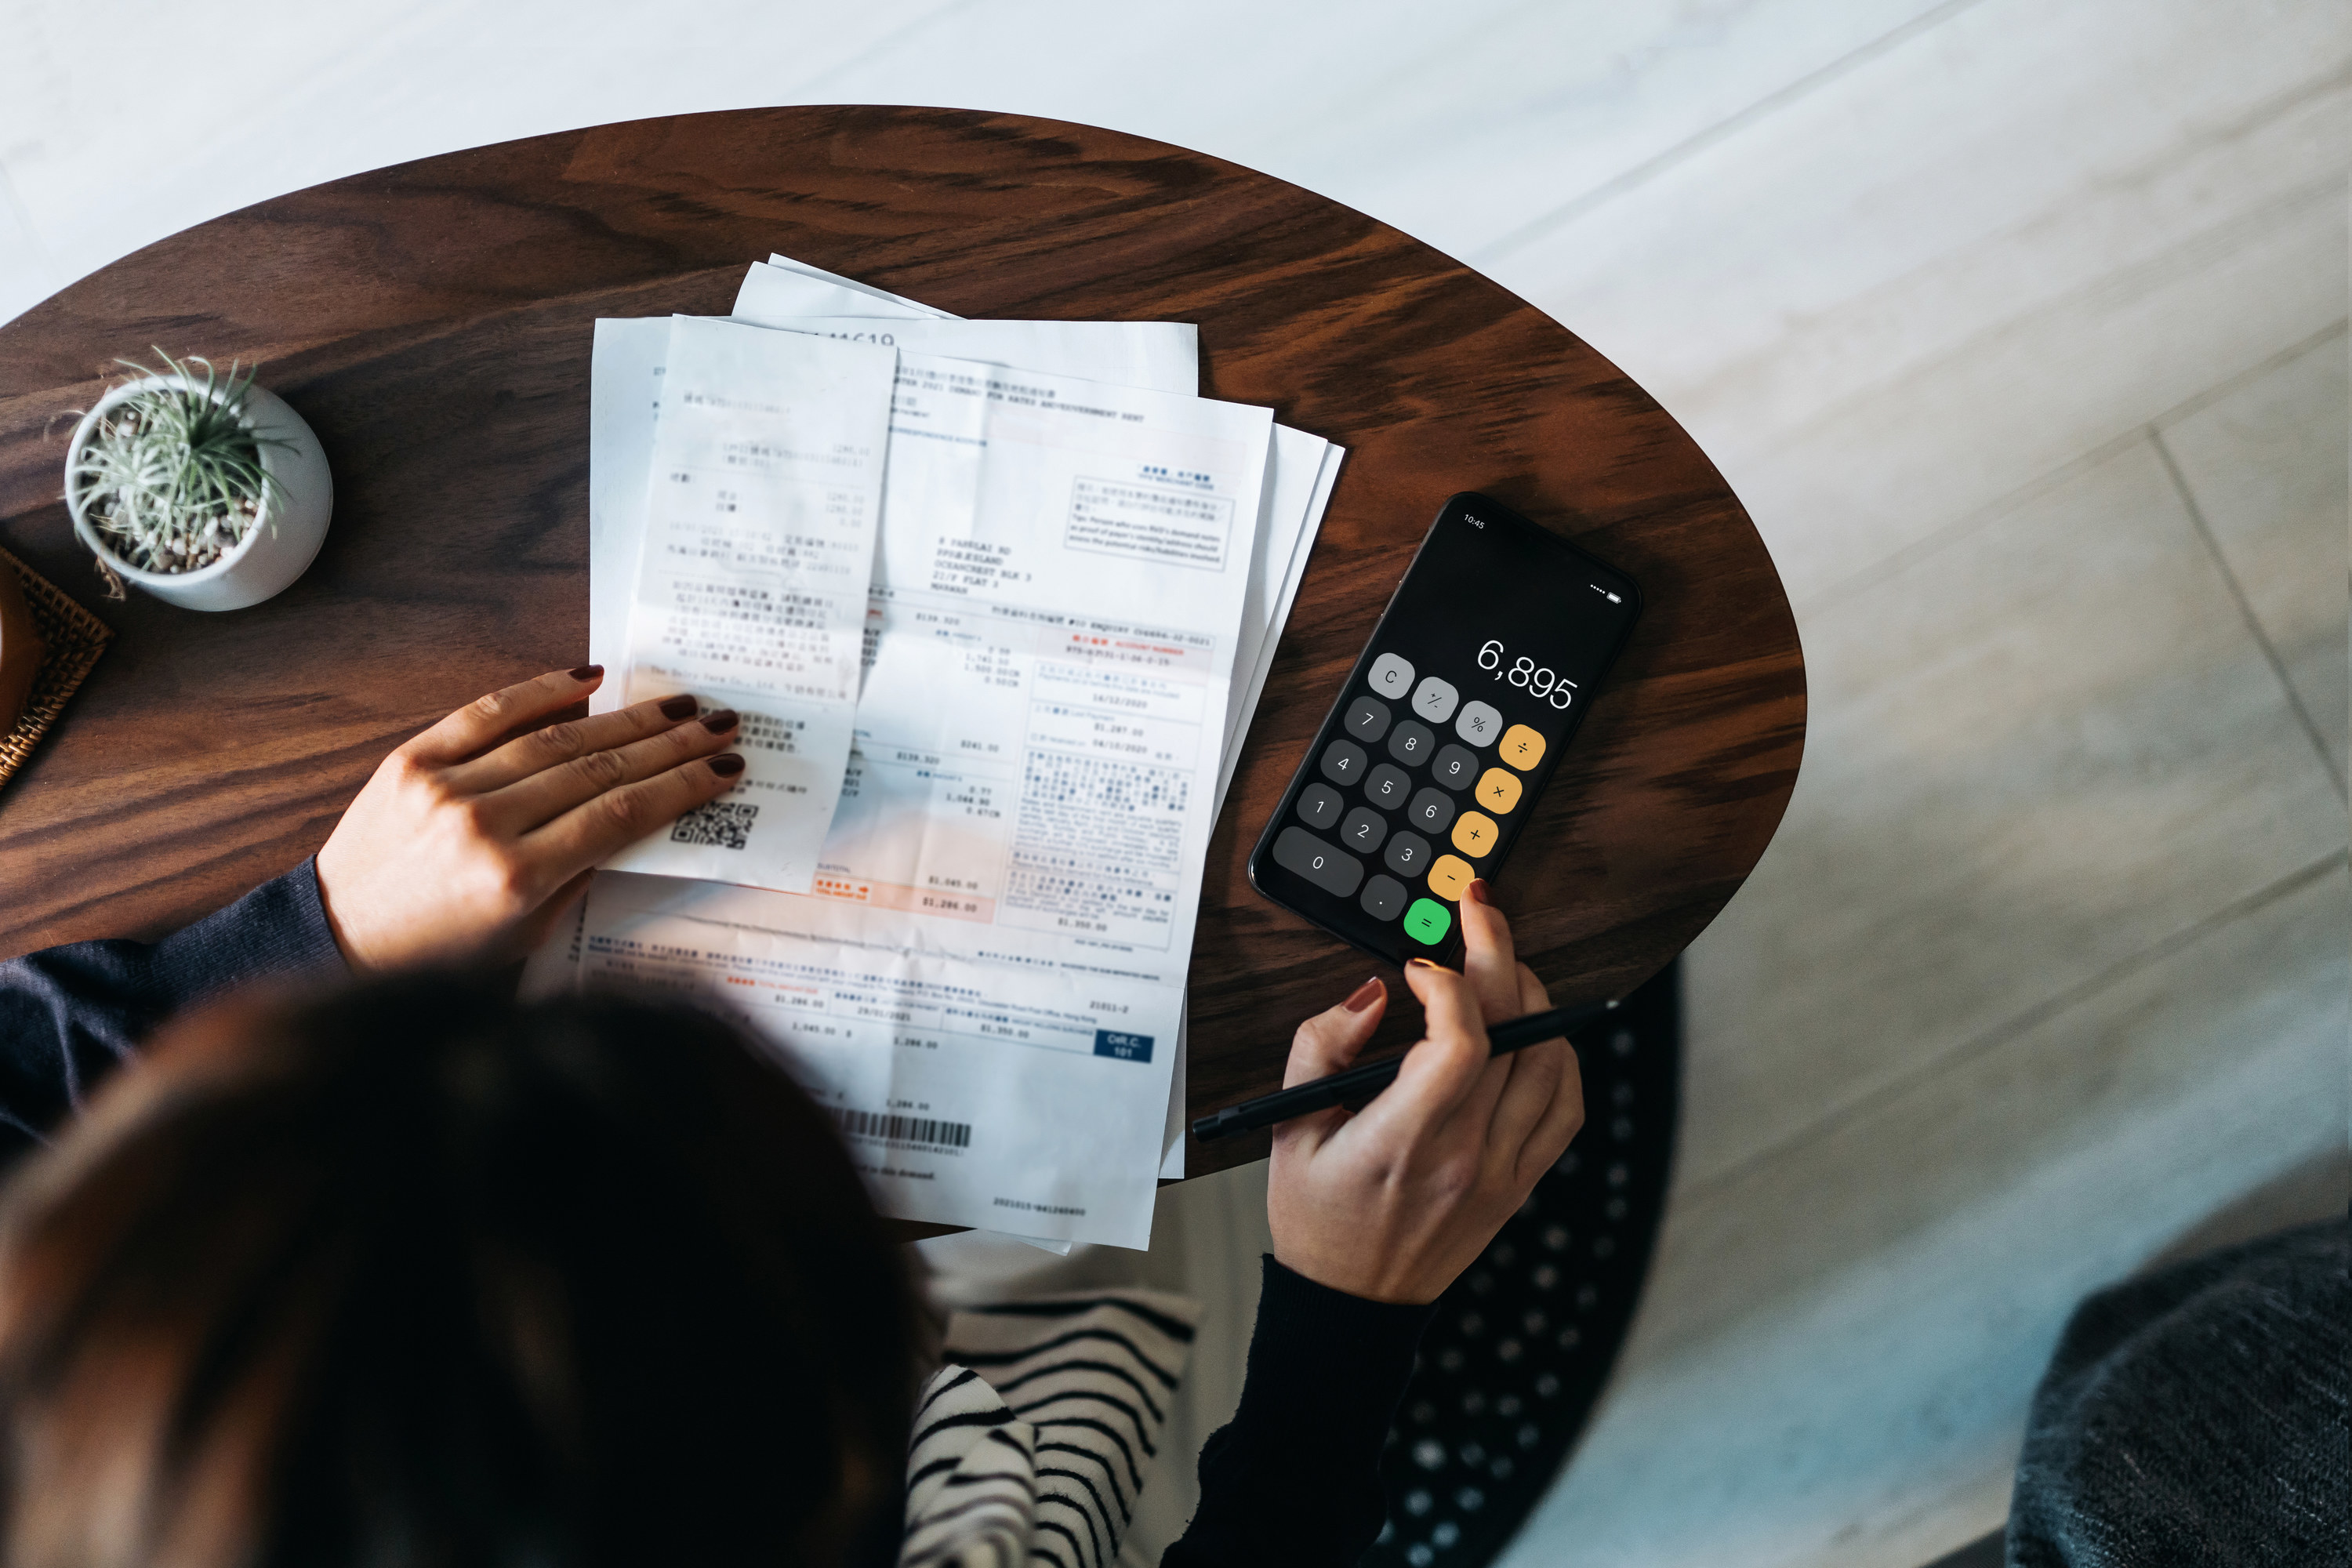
<box><xmin>64</xmin><ymin>350</ymin><xmax>332</xmax><ymax>612</ymax></box>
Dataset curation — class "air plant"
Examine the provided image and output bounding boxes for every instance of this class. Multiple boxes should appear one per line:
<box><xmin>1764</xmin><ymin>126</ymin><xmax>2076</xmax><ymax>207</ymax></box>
<box><xmin>68</xmin><ymin>350</ymin><xmax>290</xmax><ymax>593</ymax></box>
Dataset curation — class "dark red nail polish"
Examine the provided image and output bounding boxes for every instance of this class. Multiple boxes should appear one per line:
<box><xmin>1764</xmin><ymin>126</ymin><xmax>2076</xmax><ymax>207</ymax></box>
<box><xmin>659</xmin><ymin>695</ymin><xmax>698</xmax><ymax>721</ymax></box>
<box><xmin>708</xmin><ymin>754</ymin><xmax>745</xmax><ymax>778</ymax></box>
<box><xmin>1344</xmin><ymin>977</ymin><xmax>1383</xmax><ymax>1013</ymax></box>
<box><xmin>1465</xmin><ymin>878</ymin><xmax>1490</xmax><ymax>906</ymax></box>
<box><xmin>700</xmin><ymin>709</ymin><xmax>739</xmax><ymax>734</ymax></box>
<box><xmin>569</xmin><ymin>664</ymin><xmax>603</xmax><ymax>681</ymax></box>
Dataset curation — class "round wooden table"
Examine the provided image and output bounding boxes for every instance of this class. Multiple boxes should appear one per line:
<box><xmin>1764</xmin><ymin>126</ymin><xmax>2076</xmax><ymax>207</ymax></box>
<box><xmin>0</xmin><ymin>107</ymin><xmax>1804</xmax><ymax>1176</ymax></box>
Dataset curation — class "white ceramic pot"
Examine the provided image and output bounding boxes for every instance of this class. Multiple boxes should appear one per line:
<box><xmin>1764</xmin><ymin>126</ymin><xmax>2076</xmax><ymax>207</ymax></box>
<box><xmin>64</xmin><ymin>373</ymin><xmax>333</xmax><ymax>612</ymax></box>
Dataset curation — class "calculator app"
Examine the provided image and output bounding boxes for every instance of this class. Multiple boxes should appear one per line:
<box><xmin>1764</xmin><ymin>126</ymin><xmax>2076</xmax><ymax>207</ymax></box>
<box><xmin>1249</xmin><ymin>494</ymin><xmax>1639</xmax><ymax>967</ymax></box>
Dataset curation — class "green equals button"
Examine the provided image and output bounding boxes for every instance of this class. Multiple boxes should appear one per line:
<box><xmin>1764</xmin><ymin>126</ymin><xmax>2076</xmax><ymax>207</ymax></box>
<box><xmin>1403</xmin><ymin>898</ymin><xmax>1453</xmax><ymax>946</ymax></box>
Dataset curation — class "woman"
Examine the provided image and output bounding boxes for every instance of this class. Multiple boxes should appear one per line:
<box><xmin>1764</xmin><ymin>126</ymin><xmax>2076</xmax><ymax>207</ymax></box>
<box><xmin>0</xmin><ymin>668</ymin><xmax>1585</xmax><ymax>1566</ymax></box>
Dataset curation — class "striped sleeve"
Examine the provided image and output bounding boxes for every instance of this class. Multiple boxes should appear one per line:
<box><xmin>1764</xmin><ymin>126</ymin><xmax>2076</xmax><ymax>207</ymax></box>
<box><xmin>902</xmin><ymin>1365</ymin><xmax>1038</xmax><ymax>1568</ymax></box>
<box><xmin>941</xmin><ymin>1290</ymin><xmax>1202</xmax><ymax>1568</ymax></box>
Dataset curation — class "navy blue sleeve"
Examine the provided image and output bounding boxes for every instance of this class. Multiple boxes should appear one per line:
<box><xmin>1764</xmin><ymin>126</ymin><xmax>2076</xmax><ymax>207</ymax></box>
<box><xmin>1164</xmin><ymin>1254</ymin><xmax>1436</xmax><ymax>1567</ymax></box>
<box><xmin>0</xmin><ymin>858</ymin><xmax>348</xmax><ymax>1166</ymax></box>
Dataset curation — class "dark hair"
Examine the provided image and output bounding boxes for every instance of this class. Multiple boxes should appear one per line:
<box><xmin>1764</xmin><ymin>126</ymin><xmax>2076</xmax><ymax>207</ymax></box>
<box><xmin>0</xmin><ymin>974</ymin><xmax>919</xmax><ymax>1568</ymax></box>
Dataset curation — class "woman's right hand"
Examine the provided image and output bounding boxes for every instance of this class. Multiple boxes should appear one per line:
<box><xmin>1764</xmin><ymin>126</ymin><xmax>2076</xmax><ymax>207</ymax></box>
<box><xmin>1266</xmin><ymin>884</ymin><xmax>1585</xmax><ymax>1305</ymax></box>
<box><xmin>313</xmin><ymin>666</ymin><xmax>742</xmax><ymax>972</ymax></box>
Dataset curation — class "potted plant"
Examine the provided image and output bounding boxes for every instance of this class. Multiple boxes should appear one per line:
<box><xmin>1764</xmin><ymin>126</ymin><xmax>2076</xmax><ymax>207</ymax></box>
<box><xmin>64</xmin><ymin>350</ymin><xmax>332</xmax><ymax>612</ymax></box>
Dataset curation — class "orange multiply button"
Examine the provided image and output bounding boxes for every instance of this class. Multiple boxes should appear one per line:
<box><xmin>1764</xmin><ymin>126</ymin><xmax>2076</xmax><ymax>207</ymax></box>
<box><xmin>1500</xmin><ymin>724</ymin><xmax>1547</xmax><ymax>771</ymax></box>
<box><xmin>1475</xmin><ymin>768</ymin><xmax>1523</xmax><ymax>814</ymax></box>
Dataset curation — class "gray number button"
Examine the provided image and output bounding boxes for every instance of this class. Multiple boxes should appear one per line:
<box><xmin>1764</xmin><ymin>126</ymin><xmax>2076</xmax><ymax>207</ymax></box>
<box><xmin>1319</xmin><ymin>738</ymin><xmax>1367</xmax><ymax>786</ymax></box>
<box><xmin>1456</xmin><ymin>700</ymin><xmax>1503</xmax><ymax>746</ymax></box>
<box><xmin>1431</xmin><ymin>743</ymin><xmax>1479</xmax><ymax>790</ymax></box>
<box><xmin>1272</xmin><ymin>826</ymin><xmax>1363</xmax><ymax>897</ymax></box>
<box><xmin>1340</xmin><ymin>807</ymin><xmax>1388</xmax><ymax>855</ymax></box>
<box><xmin>1406</xmin><ymin>787</ymin><xmax>1457</xmax><ymax>835</ymax></box>
<box><xmin>1364</xmin><ymin>762</ymin><xmax>1412</xmax><ymax>810</ymax></box>
<box><xmin>1294</xmin><ymin>781</ymin><xmax>1344</xmax><ymax>830</ymax></box>
<box><xmin>1367</xmin><ymin>652</ymin><xmax>1416</xmax><ymax>699</ymax></box>
<box><xmin>1383</xmin><ymin>830</ymin><xmax>1432</xmax><ymax>878</ymax></box>
<box><xmin>1387</xmin><ymin>720</ymin><xmax>1436</xmax><ymax>766</ymax></box>
<box><xmin>1410</xmin><ymin>677</ymin><xmax>1460</xmax><ymax>724</ymax></box>
<box><xmin>1360</xmin><ymin>874</ymin><xmax>1409</xmax><ymax>922</ymax></box>
<box><xmin>1345</xmin><ymin>695</ymin><xmax>1391</xmax><ymax>742</ymax></box>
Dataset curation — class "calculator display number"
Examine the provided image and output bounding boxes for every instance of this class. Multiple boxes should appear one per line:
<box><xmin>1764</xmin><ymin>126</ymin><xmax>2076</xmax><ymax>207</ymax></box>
<box><xmin>1477</xmin><ymin>639</ymin><xmax>1576</xmax><ymax>709</ymax></box>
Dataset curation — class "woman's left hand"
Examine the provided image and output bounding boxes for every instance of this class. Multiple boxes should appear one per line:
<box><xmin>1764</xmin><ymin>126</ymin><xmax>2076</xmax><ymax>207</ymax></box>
<box><xmin>314</xmin><ymin>666</ymin><xmax>742</xmax><ymax>971</ymax></box>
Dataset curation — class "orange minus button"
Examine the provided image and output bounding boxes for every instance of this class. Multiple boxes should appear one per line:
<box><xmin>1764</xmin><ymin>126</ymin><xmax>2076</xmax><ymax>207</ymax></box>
<box><xmin>1427</xmin><ymin>853</ymin><xmax>1475</xmax><ymax>901</ymax></box>
<box><xmin>1501</xmin><ymin>724</ymin><xmax>1547</xmax><ymax>771</ymax></box>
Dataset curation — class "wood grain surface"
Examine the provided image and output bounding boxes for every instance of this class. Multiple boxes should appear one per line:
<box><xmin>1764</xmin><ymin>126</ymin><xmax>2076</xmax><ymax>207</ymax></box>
<box><xmin>0</xmin><ymin>106</ymin><xmax>1804</xmax><ymax>1178</ymax></box>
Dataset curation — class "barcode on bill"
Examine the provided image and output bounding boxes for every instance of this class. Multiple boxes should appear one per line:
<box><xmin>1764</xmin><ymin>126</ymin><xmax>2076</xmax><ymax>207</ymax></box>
<box><xmin>671</xmin><ymin>799</ymin><xmax>759</xmax><ymax>851</ymax></box>
<box><xmin>830</xmin><ymin>1106</ymin><xmax>973</xmax><ymax>1149</ymax></box>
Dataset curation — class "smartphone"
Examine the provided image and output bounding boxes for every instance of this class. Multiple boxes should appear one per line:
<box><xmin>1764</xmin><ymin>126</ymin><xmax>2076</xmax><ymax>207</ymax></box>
<box><xmin>1246</xmin><ymin>492</ymin><xmax>1641</xmax><ymax>967</ymax></box>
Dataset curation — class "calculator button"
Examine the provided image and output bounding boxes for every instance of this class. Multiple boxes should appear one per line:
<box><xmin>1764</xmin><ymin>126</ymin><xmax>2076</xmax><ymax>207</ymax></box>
<box><xmin>1365</xmin><ymin>762</ymin><xmax>1412</xmax><ymax>810</ymax></box>
<box><xmin>1426</xmin><ymin>854</ymin><xmax>1475</xmax><ymax>901</ymax></box>
<box><xmin>1345</xmin><ymin>695</ymin><xmax>1391</xmax><ymax>742</ymax></box>
<box><xmin>1403</xmin><ymin>898</ymin><xmax>1453</xmax><ymax>946</ymax></box>
<box><xmin>1382</xmin><ymin>830</ymin><xmax>1431</xmax><ymax>878</ymax></box>
<box><xmin>1500</xmin><ymin>724</ymin><xmax>1547</xmax><ymax>770</ymax></box>
<box><xmin>1450</xmin><ymin>810</ymin><xmax>1499</xmax><ymax>858</ymax></box>
<box><xmin>1367</xmin><ymin>652</ymin><xmax>1416</xmax><ymax>699</ymax></box>
<box><xmin>1406</xmin><ymin>787</ymin><xmax>1456</xmax><ymax>835</ymax></box>
<box><xmin>1456</xmin><ymin>701</ymin><xmax>1503</xmax><ymax>746</ymax></box>
<box><xmin>1319</xmin><ymin>738</ymin><xmax>1367</xmax><ymax>786</ymax></box>
<box><xmin>1272</xmin><ymin>826</ymin><xmax>1364</xmax><ymax>896</ymax></box>
<box><xmin>1294</xmin><ymin>782</ymin><xmax>1344</xmax><ymax>830</ymax></box>
<box><xmin>1360</xmin><ymin>874</ymin><xmax>1408</xmax><ymax>921</ymax></box>
<box><xmin>1386</xmin><ymin>720</ymin><xmax>1436</xmax><ymax>766</ymax></box>
<box><xmin>1410</xmin><ymin>677</ymin><xmax>1460</xmax><ymax>724</ymax></box>
<box><xmin>1475</xmin><ymin>768</ymin><xmax>1523</xmax><ymax>814</ymax></box>
<box><xmin>1431</xmin><ymin>743</ymin><xmax>1479</xmax><ymax>790</ymax></box>
<box><xmin>1340</xmin><ymin>807</ymin><xmax>1388</xmax><ymax>855</ymax></box>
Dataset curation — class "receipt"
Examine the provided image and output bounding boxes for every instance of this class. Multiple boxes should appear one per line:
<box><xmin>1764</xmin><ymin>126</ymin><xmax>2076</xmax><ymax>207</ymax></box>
<box><xmin>581</xmin><ymin>349</ymin><xmax>1273</xmax><ymax>1246</ymax></box>
<box><xmin>600</xmin><ymin>317</ymin><xmax>898</xmax><ymax>892</ymax></box>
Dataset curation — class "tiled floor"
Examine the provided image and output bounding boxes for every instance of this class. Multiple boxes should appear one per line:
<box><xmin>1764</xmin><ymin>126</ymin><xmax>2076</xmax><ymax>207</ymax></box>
<box><xmin>5</xmin><ymin>5</ymin><xmax>2345</xmax><ymax>1566</ymax></box>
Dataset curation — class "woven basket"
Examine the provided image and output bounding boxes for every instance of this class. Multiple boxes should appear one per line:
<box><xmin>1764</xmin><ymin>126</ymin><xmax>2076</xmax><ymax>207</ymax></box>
<box><xmin>0</xmin><ymin>547</ymin><xmax>111</xmax><ymax>794</ymax></box>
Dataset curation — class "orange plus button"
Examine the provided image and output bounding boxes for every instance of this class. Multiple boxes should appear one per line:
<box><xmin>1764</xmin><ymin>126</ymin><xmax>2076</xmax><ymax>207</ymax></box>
<box><xmin>1500</xmin><ymin>724</ymin><xmax>1547</xmax><ymax>771</ymax></box>
<box><xmin>1450</xmin><ymin>811</ymin><xmax>1498</xmax><ymax>858</ymax></box>
<box><xmin>1475</xmin><ymin>768</ymin><xmax>1523</xmax><ymax>814</ymax></box>
<box><xmin>1427</xmin><ymin>853</ymin><xmax>1475</xmax><ymax>901</ymax></box>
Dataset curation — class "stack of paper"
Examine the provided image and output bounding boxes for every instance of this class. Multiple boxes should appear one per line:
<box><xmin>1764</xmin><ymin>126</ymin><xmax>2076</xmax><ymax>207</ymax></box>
<box><xmin>524</xmin><ymin>255</ymin><xmax>1341</xmax><ymax>1249</ymax></box>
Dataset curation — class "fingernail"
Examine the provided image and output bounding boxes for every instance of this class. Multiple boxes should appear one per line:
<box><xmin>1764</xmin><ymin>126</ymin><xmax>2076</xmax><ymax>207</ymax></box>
<box><xmin>700</xmin><ymin>709</ymin><xmax>739</xmax><ymax>734</ymax></box>
<box><xmin>1465</xmin><ymin>878</ymin><xmax>1490</xmax><ymax>906</ymax></box>
<box><xmin>708</xmin><ymin>754</ymin><xmax>745</xmax><ymax>778</ymax></box>
<box><xmin>1406</xmin><ymin>956</ymin><xmax>1454</xmax><ymax>973</ymax></box>
<box><xmin>659</xmin><ymin>695</ymin><xmax>698</xmax><ymax>721</ymax></box>
<box><xmin>1344</xmin><ymin>977</ymin><xmax>1383</xmax><ymax>1012</ymax></box>
<box><xmin>569</xmin><ymin>664</ymin><xmax>603</xmax><ymax>681</ymax></box>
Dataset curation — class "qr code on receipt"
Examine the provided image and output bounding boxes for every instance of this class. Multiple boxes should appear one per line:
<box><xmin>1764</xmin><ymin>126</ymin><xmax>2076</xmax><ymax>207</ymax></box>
<box><xmin>670</xmin><ymin>800</ymin><xmax>758</xmax><ymax>851</ymax></box>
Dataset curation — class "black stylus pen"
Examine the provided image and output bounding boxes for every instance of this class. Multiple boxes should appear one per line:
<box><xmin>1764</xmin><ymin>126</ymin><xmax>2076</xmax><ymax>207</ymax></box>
<box><xmin>1191</xmin><ymin>996</ymin><xmax>1620</xmax><ymax>1143</ymax></box>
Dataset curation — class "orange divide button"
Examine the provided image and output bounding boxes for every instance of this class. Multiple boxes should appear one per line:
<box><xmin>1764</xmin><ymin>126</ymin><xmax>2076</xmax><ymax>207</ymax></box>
<box><xmin>1501</xmin><ymin>724</ymin><xmax>1546</xmax><ymax>771</ymax></box>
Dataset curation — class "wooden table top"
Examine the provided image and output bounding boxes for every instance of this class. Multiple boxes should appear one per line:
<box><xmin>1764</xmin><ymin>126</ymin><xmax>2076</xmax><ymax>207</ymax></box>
<box><xmin>0</xmin><ymin>106</ymin><xmax>1804</xmax><ymax>1178</ymax></box>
